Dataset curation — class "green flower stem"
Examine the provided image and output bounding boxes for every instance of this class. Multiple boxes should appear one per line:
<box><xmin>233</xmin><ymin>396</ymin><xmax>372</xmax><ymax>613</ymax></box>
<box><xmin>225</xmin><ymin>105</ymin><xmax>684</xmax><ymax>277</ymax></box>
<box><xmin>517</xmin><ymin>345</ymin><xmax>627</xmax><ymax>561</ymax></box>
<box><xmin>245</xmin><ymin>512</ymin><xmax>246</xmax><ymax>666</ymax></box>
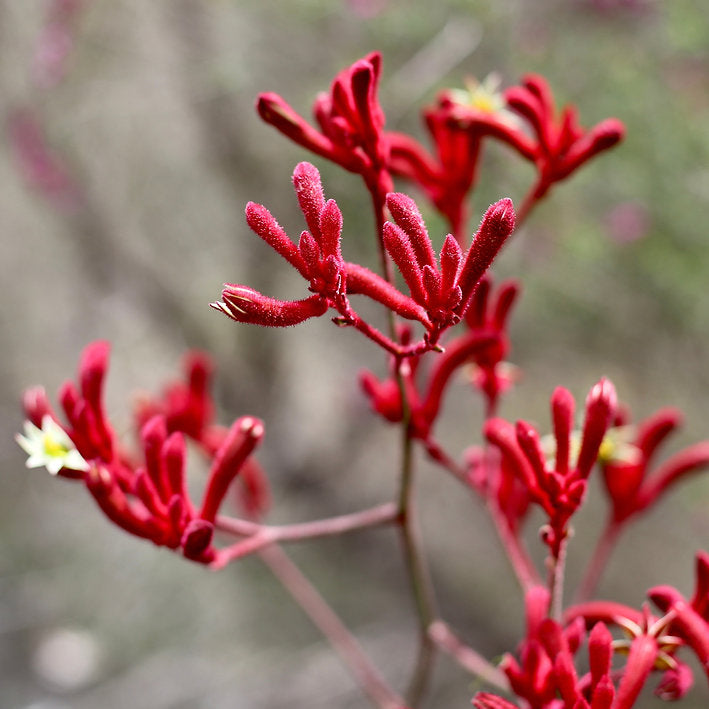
<box><xmin>395</xmin><ymin>359</ymin><xmax>439</xmax><ymax>708</ymax></box>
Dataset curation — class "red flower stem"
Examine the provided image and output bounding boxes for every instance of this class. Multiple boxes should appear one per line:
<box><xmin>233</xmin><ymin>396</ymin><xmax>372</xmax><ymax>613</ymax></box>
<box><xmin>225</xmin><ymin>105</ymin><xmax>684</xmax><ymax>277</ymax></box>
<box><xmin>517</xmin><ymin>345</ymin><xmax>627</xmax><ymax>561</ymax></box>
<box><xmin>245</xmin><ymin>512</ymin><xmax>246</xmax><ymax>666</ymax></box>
<box><xmin>334</xmin><ymin>298</ymin><xmax>435</xmax><ymax>358</ymax></box>
<box><xmin>480</xmin><ymin>393</ymin><xmax>541</xmax><ymax>593</ymax></box>
<box><xmin>213</xmin><ymin>502</ymin><xmax>399</xmax><ymax>568</ymax></box>
<box><xmin>423</xmin><ymin>437</ymin><xmax>540</xmax><ymax>592</ymax></box>
<box><xmin>258</xmin><ymin>544</ymin><xmax>406</xmax><ymax>709</ymax></box>
<box><xmin>395</xmin><ymin>358</ymin><xmax>438</xmax><ymax>707</ymax></box>
<box><xmin>548</xmin><ymin>536</ymin><xmax>568</xmax><ymax>621</ymax></box>
<box><xmin>428</xmin><ymin>620</ymin><xmax>510</xmax><ymax>691</ymax></box>
<box><xmin>574</xmin><ymin>520</ymin><xmax>622</xmax><ymax>604</ymax></box>
<box><xmin>487</xmin><ymin>498</ymin><xmax>541</xmax><ymax>592</ymax></box>
<box><xmin>422</xmin><ymin>437</ymin><xmax>469</xmax><ymax>485</ymax></box>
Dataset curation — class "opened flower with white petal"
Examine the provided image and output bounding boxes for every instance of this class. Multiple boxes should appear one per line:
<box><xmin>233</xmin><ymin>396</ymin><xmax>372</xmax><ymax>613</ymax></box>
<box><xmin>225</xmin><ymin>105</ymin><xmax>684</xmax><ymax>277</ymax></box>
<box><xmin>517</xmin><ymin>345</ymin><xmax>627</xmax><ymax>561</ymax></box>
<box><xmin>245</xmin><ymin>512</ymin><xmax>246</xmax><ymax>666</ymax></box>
<box><xmin>16</xmin><ymin>415</ymin><xmax>89</xmax><ymax>475</ymax></box>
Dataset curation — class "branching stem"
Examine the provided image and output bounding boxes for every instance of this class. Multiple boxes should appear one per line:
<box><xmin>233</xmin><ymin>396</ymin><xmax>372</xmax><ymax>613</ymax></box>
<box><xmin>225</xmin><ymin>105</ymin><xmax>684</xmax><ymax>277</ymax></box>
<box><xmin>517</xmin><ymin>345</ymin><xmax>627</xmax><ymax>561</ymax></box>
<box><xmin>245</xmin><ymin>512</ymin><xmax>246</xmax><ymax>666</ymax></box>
<box><xmin>213</xmin><ymin>503</ymin><xmax>398</xmax><ymax>568</ymax></box>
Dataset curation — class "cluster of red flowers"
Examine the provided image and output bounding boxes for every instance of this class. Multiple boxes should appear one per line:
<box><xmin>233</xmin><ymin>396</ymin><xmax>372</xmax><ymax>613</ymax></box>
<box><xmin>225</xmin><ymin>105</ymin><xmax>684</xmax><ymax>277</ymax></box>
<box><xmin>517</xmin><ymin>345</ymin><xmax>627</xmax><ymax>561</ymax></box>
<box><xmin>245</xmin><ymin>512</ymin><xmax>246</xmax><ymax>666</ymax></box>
<box><xmin>19</xmin><ymin>342</ymin><xmax>268</xmax><ymax>565</ymax></box>
<box><xmin>17</xmin><ymin>50</ymin><xmax>709</xmax><ymax>709</ymax></box>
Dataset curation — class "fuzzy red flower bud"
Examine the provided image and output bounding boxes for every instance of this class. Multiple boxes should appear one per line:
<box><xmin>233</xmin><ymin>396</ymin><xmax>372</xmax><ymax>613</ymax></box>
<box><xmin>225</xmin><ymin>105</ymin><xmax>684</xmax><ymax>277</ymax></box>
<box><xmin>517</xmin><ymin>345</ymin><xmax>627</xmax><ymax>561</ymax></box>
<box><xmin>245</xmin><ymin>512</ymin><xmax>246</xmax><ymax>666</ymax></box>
<box><xmin>213</xmin><ymin>285</ymin><xmax>328</xmax><ymax>327</ymax></box>
<box><xmin>577</xmin><ymin>378</ymin><xmax>616</xmax><ymax>479</ymax></box>
<box><xmin>199</xmin><ymin>416</ymin><xmax>264</xmax><ymax>524</ymax></box>
<box><xmin>245</xmin><ymin>201</ymin><xmax>308</xmax><ymax>276</ymax></box>
<box><xmin>386</xmin><ymin>192</ymin><xmax>437</xmax><ymax>270</ymax></box>
<box><xmin>457</xmin><ymin>199</ymin><xmax>515</xmax><ymax>312</ymax></box>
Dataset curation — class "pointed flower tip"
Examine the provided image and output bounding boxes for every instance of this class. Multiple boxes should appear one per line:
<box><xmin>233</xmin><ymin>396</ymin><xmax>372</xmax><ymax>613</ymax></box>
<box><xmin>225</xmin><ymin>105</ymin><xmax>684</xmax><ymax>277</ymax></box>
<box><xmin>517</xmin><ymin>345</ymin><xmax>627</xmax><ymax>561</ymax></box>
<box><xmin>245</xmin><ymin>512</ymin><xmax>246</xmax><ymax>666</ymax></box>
<box><xmin>351</xmin><ymin>59</ymin><xmax>375</xmax><ymax>79</ymax></box>
<box><xmin>256</xmin><ymin>92</ymin><xmax>293</xmax><ymax>120</ymax></box>
<box><xmin>552</xmin><ymin>385</ymin><xmax>575</xmax><ymax>409</ymax></box>
<box><xmin>292</xmin><ymin>161</ymin><xmax>320</xmax><ymax>183</ymax></box>
<box><xmin>385</xmin><ymin>191</ymin><xmax>420</xmax><ymax>217</ymax></box>
<box><xmin>164</xmin><ymin>430</ymin><xmax>186</xmax><ymax>458</ymax></box>
<box><xmin>81</xmin><ymin>340</ymin><xmax>111</xmax><ymax>371</ymax></box>
<box><xmin>595</xmin><ymin>117</ymin><xmax>626</xmax><ymax>145</ymax></box>
<box><xmin>141</xmin><ymin>413</ymin><xmax>167</xmax><ymax>442</ymax></box>
<box><xmin>588</xmin><ymin>377</ymin><xmax>617</xmax><ymax>411</ymax></box>
<box><xmin>238</xmin><ymin>415</ymin><xmax>265</xmax><ymax>441</ymax></box>
<box><xmin>363</xmin><ymin>50</ymin><xmax>381</xmax><ymax>67</ymax></box>
<box><xmin>486</xmin><ymin>197</ymin><xmax>516</xmax><ymax>233</ymax></box>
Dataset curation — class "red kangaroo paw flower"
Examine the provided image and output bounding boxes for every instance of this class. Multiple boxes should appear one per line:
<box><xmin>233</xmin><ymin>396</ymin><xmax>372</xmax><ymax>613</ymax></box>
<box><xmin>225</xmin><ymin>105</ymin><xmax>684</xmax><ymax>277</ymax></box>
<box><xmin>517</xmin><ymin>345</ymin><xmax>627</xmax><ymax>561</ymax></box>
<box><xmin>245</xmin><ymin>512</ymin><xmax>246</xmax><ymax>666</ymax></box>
<box><xmin>457</xmin><ymin>199</ymin><xmax>515</xmax><ymax>313</ymax></box>
<box><xmin>384</xmin><ymin>194</ymin><xmax>515</xmax><ymax>334</ymax></box>
<box><xmin>199</xmin><ymin>416</ymin><xmax>265</xmax><ymax>524</ymax></box>
<box><xmin>345</xmin><ymin>262</ymin><xmax>431</xmax><ymax>325</ymax></box>
<box><xmin>386</xmin><ymin>192</ymin><xmax>437</xmax><ymax>270</ymax></box>
<box><xmin>599</xmin><ymin>406</ymin><xmax>709</xmax><ymax>524</ymax></box>
<box><xmin>577</xmin><ymin>378</ymin><xmax>617</xmax><ymax>479</ymax></box>
<box><xmin>613</xmin><ymin>634</ymin><xmax>659</xmax><ymax>709</ymax></box>
<box><xmin>213</xmin><ymin>285</ymin><xmax>328</xmax><ymax>327</ymax></box>
<box><xmin>245</xmin><ymin>201</ymin><xmax>309</xmax><ymax>276</ymax></box>
<box><xmin>487</xmin><ymin>379</ymin><xmax>616</xmax><ymax>558</ymax></box>
<box><xmin>649</xmin><ymin>587</ymin><xmax>709</xmax><ymax>676</ymax></box>
<box><xmin>19</xmin><ymin>342</ymin><xmax>268</xmax><ymax>565</ymax></box>
<box><xmin>217</xmin><ymin>163</ymin><xmax>356</xmax><ymax>330</ymax></box>
<box><xmin>257</xmin><ymin>53</ymin><xmax>388</xmax><ymax>182</ymax></box>
<box><xmin>588</xmin><ymin>622</ymin><xmax>613</xmax><ymax>691</ymax></box>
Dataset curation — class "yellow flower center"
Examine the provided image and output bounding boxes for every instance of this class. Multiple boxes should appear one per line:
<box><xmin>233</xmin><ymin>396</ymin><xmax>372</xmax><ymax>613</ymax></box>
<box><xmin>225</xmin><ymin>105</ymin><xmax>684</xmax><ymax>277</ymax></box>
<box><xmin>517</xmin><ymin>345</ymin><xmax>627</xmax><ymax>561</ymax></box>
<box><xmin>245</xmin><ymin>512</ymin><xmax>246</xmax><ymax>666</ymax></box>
<box><xmin>43</xmin><ymin>433</ymin><xmax>71</xmax><ymax>459</ymax></box>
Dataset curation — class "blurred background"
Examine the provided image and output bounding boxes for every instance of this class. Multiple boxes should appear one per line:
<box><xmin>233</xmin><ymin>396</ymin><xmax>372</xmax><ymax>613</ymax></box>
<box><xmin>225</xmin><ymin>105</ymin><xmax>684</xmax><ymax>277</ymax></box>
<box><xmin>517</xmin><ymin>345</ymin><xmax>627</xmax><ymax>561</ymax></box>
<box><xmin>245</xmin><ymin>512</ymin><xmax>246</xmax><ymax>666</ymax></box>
<box><xmin>2</xmin><ymin>1</ymin><xmax>709</xmax><ymax>707</ymax></box>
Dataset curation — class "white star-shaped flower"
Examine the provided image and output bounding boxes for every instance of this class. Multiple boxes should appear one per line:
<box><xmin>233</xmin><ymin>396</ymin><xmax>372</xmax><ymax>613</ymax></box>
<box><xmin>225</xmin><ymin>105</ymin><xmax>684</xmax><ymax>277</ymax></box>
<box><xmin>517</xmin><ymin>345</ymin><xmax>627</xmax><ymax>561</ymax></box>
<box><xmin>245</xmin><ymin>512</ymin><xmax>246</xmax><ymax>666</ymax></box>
<box><xmin>15</xmin><ymin>415</ymin><xmax>89</xmax><ymax>475</ymax></box>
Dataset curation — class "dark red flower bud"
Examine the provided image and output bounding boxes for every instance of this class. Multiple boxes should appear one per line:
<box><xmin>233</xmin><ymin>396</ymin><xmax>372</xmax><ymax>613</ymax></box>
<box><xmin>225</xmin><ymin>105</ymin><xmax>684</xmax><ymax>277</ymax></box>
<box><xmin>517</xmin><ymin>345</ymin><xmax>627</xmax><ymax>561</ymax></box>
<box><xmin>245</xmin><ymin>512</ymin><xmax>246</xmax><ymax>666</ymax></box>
<box><xmin>181</xmin><ymin>519</ymin><xmax>215</xmax><ymax>561</ymax></box>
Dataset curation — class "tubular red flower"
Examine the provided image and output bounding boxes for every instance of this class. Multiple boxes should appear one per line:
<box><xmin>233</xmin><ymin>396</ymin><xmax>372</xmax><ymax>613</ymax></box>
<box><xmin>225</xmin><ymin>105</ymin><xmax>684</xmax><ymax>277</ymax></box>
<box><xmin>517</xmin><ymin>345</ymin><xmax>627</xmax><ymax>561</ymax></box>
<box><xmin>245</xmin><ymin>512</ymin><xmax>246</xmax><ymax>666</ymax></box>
<box><xmin>486</xmin><ymin>379</ymin><xmax>616</xmax><ymax>558</ymax></box>
<box><xmin>588</xmin><ymin>622</ymin><xmax>613</xmax><ymax>691</ymax></box>
<box><xmin>383</xmin><ymin>194</ymin><xmax>515</xmax><ymax>336</ymax></box>
<box><xmin>600</xmin><ymin>406</ymin><xmax>709</xmax><ymax>524</ymax></box>
<box><xmin>19</xmin><ymin>342</ymin><xmax>268</xmax><ymax>564</ymax></box>
<box><xmin>257</xmin><ymin>53</ymin><xmax>387</xmax><ymax>182</ymax></box>
<box><xmin>245</xmin><ymin>201</ymin><xmax>309</xmax><ymax>276</ymax></box>
<box><xmin>199</xmin><ymin>416</ymin><xmax>265</xmax><ymax>524</ymax></box>
<box><xmin>213</xmin><ymin>285</ymin><xmax>329</xmax><ymax>327</ymax></box>
<box><xmin>649</xmin><ymin>588</ymin><xmax>709</xmax><ymax>675</ymax></box>
<box><xmin>614</xmin><ymin>634</ymin><xmax>659</xmax><ymax>709</ymax></box>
